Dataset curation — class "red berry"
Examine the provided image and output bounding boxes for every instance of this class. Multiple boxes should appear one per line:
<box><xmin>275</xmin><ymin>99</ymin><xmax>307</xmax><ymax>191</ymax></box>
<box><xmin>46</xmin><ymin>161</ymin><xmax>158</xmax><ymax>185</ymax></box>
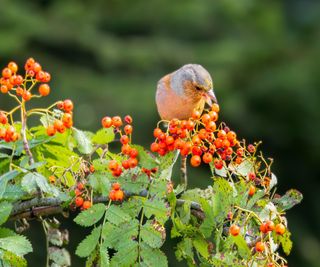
<box><xmin>2</xmin><ymin>68</ymin><xmax>12</xmax><ymax>78</ymax></box>
<box><xmin>112</xmin><ymin>182</ymin><xmax>121</xmax><ymax>191</ymax></box>
<box><xmin>124</xmin><ymin>115</ymin><xmax>133</xmax><ymax>124</ymax></box>
<box><xmin>128</xmin><ymin>157</ymin><xmax>138</xmax><ymax>168</ymax></box>
<box><xmin>248</xmin><ymin>185</ymin><xmax>256</xmax><ymax>196</ymax></box>
<box><xmin>129</xmin><ymin>148</ymin><xmax>138</xmax><ymax>158</ymax></box>
<box><xmin>247</xmin><ymin>144</ymin><xmax>255</xmax><ymax>153</ymax></box>
<box><xmin>121</xmin><ymin>144</ymin><xmax>131</xmax><ymax>155</ymax></box>
<box><xmin>214</xmin><ymin>159</ymin><xmax>223</xmax><ymax>170</ymax></box>
<box><xmin>112</xmin><ymin>166</ymin><xmax>123</xmax><ymax>177</ymax></box>
<box><xmin>77</xmin><ymin>182</ymin><xmax>85</xmax><ymax>190</ymax></box>
<box><xmin>75</xmin><ymin>197</ymin><xmax>84</xmax><ymax>207</ymax></box>
<box><xmin>108</xmin><ymin>160</ymin><xmax>119</xmax><ymax>171</ymax></box>
<box><xmin>153</xmin><ymin>128</ymin><xmax>162</xmax><ymax>138</ymax></box>
<box><xmin>265</xmin><ymin>220</ymin><xmax>275</xmax><ymax>232</ymax></box>
<box><xmin>22</xmin><ymin>90</ymin><xmax>32</xmax><ymax>101</ymax></box>
<box><xmin>150</xmin><ymin>142</ymin><xmax>159</xmax><ymax>152</ymax></box>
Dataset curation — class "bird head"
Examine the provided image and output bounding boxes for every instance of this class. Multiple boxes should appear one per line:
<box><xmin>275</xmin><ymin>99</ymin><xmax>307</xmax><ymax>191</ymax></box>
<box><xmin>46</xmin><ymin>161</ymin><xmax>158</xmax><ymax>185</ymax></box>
<box><xmin>171</xmin><ymin>64</ymin><xmax>217</xmax><ymax>106</ymax></box>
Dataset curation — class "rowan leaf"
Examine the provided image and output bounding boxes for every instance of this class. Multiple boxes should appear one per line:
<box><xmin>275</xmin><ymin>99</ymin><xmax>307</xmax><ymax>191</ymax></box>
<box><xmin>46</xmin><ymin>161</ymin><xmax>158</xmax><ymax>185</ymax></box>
<box><xmin>230</xmin><ymin>235</ymin><xmax>251</xmax><ymax>259</ymax></box>
<box><xmin>0</xmin><ymin>170</ymin><xmax>19</xmax><ymax>199</ymax></box>
<box><xmin>0</xmin><ymin>201</ymin><xmax>12</xmax><ymax>226</ymax></box>
<box><xmin>0</xmin><ymin>235</ymin><xmax>33</xmax><ymax>256</ymax></box>
<box><xmin>21</xmin><ymin>172</ymin><xmax>60</xmax><ymax>196</ymax></box>
<box><xmin>75</xmin><ymin>225</ymin><xmax>101</xmax><ymax>258</ymax></box>
<box><xmin>92</xmin><ymin>128</ymin><xmax>115</xmax><ymax>145</ymax></box>
<box><xmin>141</xmin><ymin>221</ymin><xmax>165</xmax><ymax>248</ymax></box>
<box><xmin>72</xmin><ymin>128</ymin><xmax>94</xmax><ymax>154</ymax></box>
<box><xmin>110</xmin><ymin>240</ymin><xmax>138</xmax><ymax>267</ymax></box>
<box><xmin>143</xmin><ymin>198</ymin><xmax>169</xmax><ymax>223</ymax></box>
<box><xmin>105</xmin><ymin>205</ymin><xmax>131</xmax><ymax>226</ymax></box>
<box><xmin>74</xmin><ymin>203</ymin><xmax>106</xmax><ymax>227</ymax></box>
<box><xmin>140</xmin><ymin>243</ymin><xmax>168</xmax><ymax>267</ymax></box>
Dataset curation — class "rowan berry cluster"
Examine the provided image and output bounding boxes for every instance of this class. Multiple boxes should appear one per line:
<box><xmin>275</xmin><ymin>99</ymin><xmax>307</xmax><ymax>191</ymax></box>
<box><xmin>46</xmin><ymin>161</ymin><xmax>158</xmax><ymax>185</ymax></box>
<box><xmin>151</xmin><ymin>104</ymin><xmax>256</xmax><ymax>170</ymax></box>
<box><xmin>72</xmin><ymin>182</ymin><xmax>92</xmax><ymax>210</ymax></box>
<box><xmin>46</xmin><ymin>99</ymin><xmax>74</xmax><ymax>136</ymax></box>
<box><xmin>1</xmin><ymin>58</ymin><xmax>51</xmax><ymax>99</ymax></box>
<box><xmin>108</xmin><ymin>182</ymin><xmax>125</xmax><ymax>201</ymax></box>
<box><xmin>102</xmin><ymin>115</ymin><xmax>139</xmax><ymax>177</ymax></box>
<box><xmin>0</xmin><ymin>115</ymin><xmax>19</xmax><ymax>142</ymax></box>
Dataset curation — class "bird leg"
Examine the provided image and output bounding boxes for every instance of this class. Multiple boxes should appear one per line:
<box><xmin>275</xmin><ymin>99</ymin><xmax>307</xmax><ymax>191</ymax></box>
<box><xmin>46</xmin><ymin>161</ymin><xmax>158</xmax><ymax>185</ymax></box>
<box><xmin>180</xmin><ymin>155</ymin><xmax>188</xmax><ymax>189</ymax></box>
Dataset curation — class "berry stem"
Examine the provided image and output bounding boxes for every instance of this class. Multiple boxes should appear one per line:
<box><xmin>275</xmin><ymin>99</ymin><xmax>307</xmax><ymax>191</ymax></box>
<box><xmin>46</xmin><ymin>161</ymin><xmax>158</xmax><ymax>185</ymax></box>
<box><xmin>20</xmin><ymin>101</ymin><xmax>34</xmax><ymax>165</ymax></box>
<box><xmin>180</xmin><ymin>155</ymin><xmax>188</xmax><ymax>189</ymax></box>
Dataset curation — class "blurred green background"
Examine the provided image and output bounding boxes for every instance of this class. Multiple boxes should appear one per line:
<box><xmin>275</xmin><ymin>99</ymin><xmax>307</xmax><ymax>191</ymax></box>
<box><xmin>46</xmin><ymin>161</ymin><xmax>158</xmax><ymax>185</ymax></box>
<box><xmin>0</xmin><ymin>0</ymin><xmax>319</xmax><ymax>266</ymax></box>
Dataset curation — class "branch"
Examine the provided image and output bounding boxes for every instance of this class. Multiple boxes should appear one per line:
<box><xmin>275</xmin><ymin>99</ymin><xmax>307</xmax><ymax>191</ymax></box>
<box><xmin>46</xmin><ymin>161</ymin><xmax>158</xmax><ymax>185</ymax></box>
<box><xmin>10</xmin><ymin>194</ymin><xmax>204</xmax><ymax>221</ymax></box>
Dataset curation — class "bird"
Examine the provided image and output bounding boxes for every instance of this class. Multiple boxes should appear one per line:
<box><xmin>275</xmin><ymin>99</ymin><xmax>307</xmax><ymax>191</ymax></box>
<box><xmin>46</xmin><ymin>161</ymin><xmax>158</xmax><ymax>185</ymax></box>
<box><xmin>156</xmin><ymin>64</ymin><xmax>217</xmax><ymax>120</ymax></box>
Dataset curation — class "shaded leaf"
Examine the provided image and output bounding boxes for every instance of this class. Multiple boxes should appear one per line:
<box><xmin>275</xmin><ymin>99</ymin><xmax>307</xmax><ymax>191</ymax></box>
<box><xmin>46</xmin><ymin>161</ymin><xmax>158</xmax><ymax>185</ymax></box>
<box><xmin>48</xmin><ymin>247</ymin><xmax>71</xmax><ymax>266</ymax></box>
<box><xmin>192</xmin><ymin>235</ymin><xmax>209</xmax><ymax>259</ymax></box>
<box><xmin>21</xmin><ymin>172</ymin><xmax>59</xmax><ymax>196</ymax></box>
<box><xmin>76</xmin><ymin>225</ymin><xmax>101</xmax><ymax>258</ymax></box>
<box><xmin>105</xmin><ymin>205</ymin><xmax>131</xmax><ymax>226</ymax></box>
<box><xmin>0</xmin><ymin>170</ymin><xmax>19</xmax><ymax>199</ymax></box>
<box><xmin>0</xmin><ymin>235</ymin><xmax>32</xmax><ymax>256</ymax></box>
<box><xmin>141</xmin><ymin>221</ymin><xmax>165</xmax><ymax>248</ymax></box>
<box><xmin>230</xmin><ymin>235</ymin><xmax>251</xmax><ymax>259</ymax></box>
<box><xmin>272</xmin><ymin>189</ymin><xmax>303</xmax><ymax>211</ymax></box>
<box><xmin>0</xmin><ymin>201</ymin><xmax>12</xmax><ymax>226</ymax></box>
<box><xmin>110</xmin><ymin>240</ymin><xmax>138</xmax><ymax>267</ymax></box>
<box><xmin>72</xmin><ymin>128</ymin><xmax>94</xmax><ymax>154</ymax></box>
<box><xmin>140</xmin><ymin>243</ymin><xmax>168</xmax><ymax>267</ymax></box>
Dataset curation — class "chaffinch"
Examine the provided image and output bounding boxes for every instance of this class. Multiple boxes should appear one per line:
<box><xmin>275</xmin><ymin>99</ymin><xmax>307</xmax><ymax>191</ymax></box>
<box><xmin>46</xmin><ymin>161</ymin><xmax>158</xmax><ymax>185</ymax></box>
<box><xmin>156</xmin><ymin>64</ymin><xmax>217</xmax><ymax>120</ymax></box>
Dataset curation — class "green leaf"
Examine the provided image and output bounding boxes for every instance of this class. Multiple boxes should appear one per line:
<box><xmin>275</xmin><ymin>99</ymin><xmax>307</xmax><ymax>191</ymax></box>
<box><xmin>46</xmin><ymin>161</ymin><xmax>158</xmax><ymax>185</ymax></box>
<box><xmin>92</xmin><ymin>128</ymin><xmax>115</xmax><ymax>145</ymax></box>
<box><xmin>76</xmin><ymin>225</ymin><xmax>101</xmax><ymax>258</ymax></box>
<box><xmin>192</xmin><ymin>235</ymin><xmax>209</xmax><ymax>259</ymax></box>
<box><xmin>118</xmin><ymin>173</ymin><xmax>149</xmax><ymax>194</ymax></box>
<box><xmin>21</xmin><ymin>172</ymin><xmax>59</xmax><ymax>196</ymax></box>
<box><xmin>211</xmin><ymin>178</ymin><xmax>233</xmax><ymax>223</ymax></box>
<box><xmin>99</xmin><ymin>242</ymin><xmax>110</xmax><ymax>267</ymax></box>
<box><xmin>140</xmin><ymin>243</ymin><xmax>168</xmax><ymax>267</ymax></box>
<box><xmin>110</xmin><ymin>240</ymin><xmax>138</xmax><ymax>267</ymax></box>
<box><xmin>230</xmin><ymin>235</ymin><xmax>251</xmax><ymax>259</ymax></box>
<box><xmin>157</xmin><ymin>151</ymin><xmax>179</xmax><ymax>180</ymax></box>
<box><xmin>0</xmin><ymin>235</ymin><xmax>32</xmax><ymax>256</ymax></box>
<box><xmin>88</xmin><ymin>173</ymin><xmax>111</xmax><ymax>196</ymax></box>
<box><xmin>199</xmin><ymin>198</ymin><xmax>215</xmax><ymax>238</ymax></box>
<box><xmin>102</xmin><ymin>220</ymin><xmax>139</xmax><ymax>250</ymax></box>
<box><xmin>273</xmin><ymin>229</ymin><xmax>292</xmax><ymax>255</ymax></box>
<box><xmin>132</xmin><ymin>145</ymin><xmax>157</xmax><ymax>169</ymax></box>
<box><xmin>272</xmin><ymin>189</ymin><xmax>303</xmax><ymax>211</ymax></box>
<box><xmin>48</xmin><ymin>247</ymin><xmax>71</xmax><ymax>266</ymax></box>
<box><xmin>0</xmin><ymin>202</ymin><xmax>12</xmax><ymax>226</ymax></box>
<box><xmin>143</xmin><ymin>198</ymin><xmax>169</xmax><ymax>223</ymax></box>
<box><xmin>74</xmin><ymin>203</ymin><xmax>106</xmax><ymax>227</ymax></box>
<box><xmin>0</xmin><ymin>170</ymin><xmax>19</xmax><ymax>199</ymax></box>
<box><xmin>177</xmin><ymin>200</ymin><xmax>191</xmax><ymax>224</ymax></box>
<box><xmin>175</xmin><ymin>238</ymin><xmax>194</xmax><ymax>263</ymax></box>
<box><xmin>105</xmin><ymin>205</ymin><xmax>131</xmax><ymax>226</ymax></box>
<box><xmin>1</xmin><ymin>251</ymin><xmax>27</xmax><ymax>267</ymax></box>
<box><xmin>141</xmin><ymin>221</ymin><xmax>165</xmax><ymax>248</ymax></box>
<box><xmin>1</xmin><ymin>185</ymin><xmax>26</xmax><ymax>201</ymax></box>
<box><xmin>72</xmin><ymin>128</ymin><xmax>94</xmax><ymax>154</ymax></box>
<box><xmin>0</xmin><ymin>227</ymin><xmax>17</xmax><ymax>238</ymax></box>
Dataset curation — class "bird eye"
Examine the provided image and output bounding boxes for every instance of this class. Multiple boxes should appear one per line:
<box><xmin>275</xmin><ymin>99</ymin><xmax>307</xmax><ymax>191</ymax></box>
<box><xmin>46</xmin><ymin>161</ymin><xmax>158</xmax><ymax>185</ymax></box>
<box><xmin>194</xmin><ymin>85</ymin><xmax>202</xmax><ymax>91</ymax></box>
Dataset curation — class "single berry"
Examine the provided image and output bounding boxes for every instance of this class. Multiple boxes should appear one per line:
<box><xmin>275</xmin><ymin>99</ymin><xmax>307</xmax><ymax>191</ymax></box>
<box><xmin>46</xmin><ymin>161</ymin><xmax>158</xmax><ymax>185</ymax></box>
<box><xmin>255</xmin><ymin>241</ymin><xmax>265</xmax><ymax>252</ymax></box>
<box><xmin>75</xmin><ymin>197</ymin><xmax>84</xmax><ymax>207</ymax></box>
<box><xmin>190</xmin><ymin>155</ymin><xmax>201</xmax><ymax>167</ymax></box>
<box><xmin>275</xmin><ymin>223</ymin><xmax>286</xmax><ymax>235</ymax></box>
<box><xmin>82</xmin><ymin>200</ymin><xmax>92</xmax><ymax>210</ymax></box>
<box><xmin>229</xmin><ymin>224</ymin><xmax>240</xmax><ymax>236</ymax></box>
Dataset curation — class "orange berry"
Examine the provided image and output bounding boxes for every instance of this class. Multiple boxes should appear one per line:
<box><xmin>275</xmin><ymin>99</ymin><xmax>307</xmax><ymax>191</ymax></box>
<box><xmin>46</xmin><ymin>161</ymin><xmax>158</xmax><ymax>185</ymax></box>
<box><xmin>2</xmin><ymin>68</ymin><xmax>12</xmax><ymax>78</ymax></box>
<box><xmin>201</xmin><ymin>114</ymin><xmax>211</xmax><ymax>124</ymax></box>
<box><xmin>63</xmin><ymin>99</ymin><xmax>74</xmax><ymax>113</ymax></box>
<box><xmin>265</xmin><ymin>220</ymin><xmax>275</xmax><ymax>232</ymax></box>
<box><xmin>0</xmin><ymin>112</ymin><xmax>8</xmax><ymax>124</ymax></box>
<box><xmin>128</xmin><ymin>157</ymin><xmax>138</xmax><ymax>168</ymax></box>
<box><xmin>190</xmin><ymin>155</ymin><xmax>201</xmax><ymax>167</ymax></box>
<box><xmin>114</xmin><ymin>189</ymin><xmax>124</xmax><ymax>201</ymax></box>
<box><xmin>49</xmin><ymin>175</ymin><xmax>56</xmax><ymax>184</ymax></box>
<box><xmin>192</xmin><ymin>135</ymin><xmax>201</xmax><ymax>146</ymax></box>
<box><xmin>227</xmin><ymin>131</ymin><xmax>237</xmax><ymax>141</ymax></box>
<box><xmin>8</xmin><ymin>62</ymin><xmax>18</xmax><ymax>73</ymax></box>
<box><xmin>202</xmin><ymin>152</ymin><xmax>213</xmax><ymax>164</ymax></box>
<box><xmin>124</xmin><ymin>124</ymin><xmax>133</xmax><ymax>134</ymax></box>
<box><xmin>82</xmin><ymin>200</ymin><xmax>92</xmax><ymax>210</ymax></box>
<box><xmin>248</xmin><ymin>185</ymin><xmax>256</xmax><ymax>196</ymax></box>
<box><xmin>108</xmin><ymin>160</ymin><xmax>119</xmax><ymax>171</ymax></box>
<box><xmin>208</xmin><ymin>111</ymin><xmax>218</xmax><ymax>122</ymax></box>
<box><xmin>214</xmin><ymin>158</ymin><xmax>223</xmax><ymax>169</ymax></box>
<box><xmin>16</xmin><ymin>87</ymin><xmax>23</xmax><ymax>96</ymax></box>
<box><xmin>192</xmin><ymin>109</ymin><xmax>201</xmax><ymax>120</ymax></box>
<box><xmin>150</xmin><ymin>142</ymin><xmax>159</xmax><ymax>152</ymax></box>
<box><xmin>89</xmin><ymin>165</ymin><xmax>95</xmax><ymax>173</ymax></box>
<box><xmin>129</xmin><ymin>148</ymin><xmax>138</xmax><ymax>158</ymax></box>
<box><xmin>275</xmin><ymin>223</ymin><xmax>286</xmax><ymax>235</ymax></box>
<box><xmin>39</xmin><ymin>83</ymin><xmax>50</xmax><ymax>96</ymax></box>
<box><xmin>153</xmin><ymin>128</ymin><xmax>163</xmax><ymax>138</ymax></box>
<box><xmin>77</xmin><ymin>182</ymin><xmax>85</xmax><ymax>191</ymax></box>
<box><xmin>211</xmin><ymin>103</ymin><xmax>220</xmax><ymax>113</ymax></box>
<box><xmin>109</xmin><ymin>190</ymin><xmax>116</xmax><ymax>201</ymax></box>
<box><xmin>1</xmin><ymin>85</ymin><xmax>8</xmax><ymax>93</ymax></box>
<box><xmin>122</xmin><ymin>160</ymin><xmax>130</xmax><ymax>169</ymax></box>
<box><xmin>206</xmin><ymin>121</ymin><xmax>217</xmax><ymax>132</ymax></box>
<box><xmin>229</xmin><ymin>224</ymin><xmax>240</xmax><ymax>236</ymax></box>
<box><xmin>53</xmin><ymin>120</ymin><xmax>64</xmax><ymax>132</ymax></box>
<box><xmin>217</xmin><ymin>130</ymin><xmax>227</xmax><ymax>139</ymax></box>
<box><xmin>46</xmin><ymin>125</ymin><xmax>56</xmax><ymax>136</ymax></box>
<box><xmin>260</xmin><ymin>223</ymin><xmax>268</xmax><ymax>234</ymax></box>
<box><xmin>120</xmin><ymin>135</ymin><xmax>129</xmax><ymax>145</ymax></box>
<box><xmin>74</xmin><ymin>188</ymin><xmax>82</xmax><ymax>196</ymax></box>
<box><xmin>102</xmin><ymin>116</ymin><xmax>112</xmax><ymax>128</ymax></box>
<box><xmin>121</xmin><ymin>144</ymin><xmax>132</xmax><ymax>155</ymax></box>
<box><xmin>255</xmin><ymin>241</ymin><xmax>265</xmax><ymax>252</ymax></box>
<box><xmin>112</xmin><ymin>182</ymin><xmax>121</xmax><ymax>191</ymax></box>
<box><xmin>22</xmin><ymin>90</ymin><xmax>32</xmax><ymax>101</ymax></box>
<box><xmin>62</xmin><ymin>113</ymin><xmax>73</xmax><ymax>128</ymax></box>
<box><xmin>75</xmin><ymin>197</ymin><xmax>84</xmax><ymax>207</ymax></box>
<box><xmin>112</xmin><ymin>116</ymin><xmax>122</xmax><ymax>127</ymax></box>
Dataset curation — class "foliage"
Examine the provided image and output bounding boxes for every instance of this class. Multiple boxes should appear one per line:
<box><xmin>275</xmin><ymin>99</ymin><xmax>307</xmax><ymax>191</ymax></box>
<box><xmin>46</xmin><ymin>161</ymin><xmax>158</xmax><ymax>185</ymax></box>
<box><xmin>0</xmin><ymin>59</ymin><xmax>302</xmax><ymax>267</ymax></box>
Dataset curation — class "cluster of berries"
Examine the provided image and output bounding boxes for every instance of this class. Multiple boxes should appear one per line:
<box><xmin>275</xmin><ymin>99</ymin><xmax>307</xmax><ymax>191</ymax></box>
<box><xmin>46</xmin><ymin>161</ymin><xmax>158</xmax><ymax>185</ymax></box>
<box><xmin>1</xmin><ymin>58</ymin><xmax>51</xmax><ymax>100</ymax></box>
<box><xmin>0</xmin><ymin>112</ymin><xmax>19</xmax><ymax>142</ymax></box>
<box><xmin>108</xmin><ymin>182</ymin><xmax>124</xmax><ymax>201</ymax></box>
<box><xmin>150</xmin><ymin>104</ymin><xmax>251</xmax><ymax>169</ymax></box>
<box><xmin>46</xmin><ymin>99</ymin><xmax>74</xmax><ymax>136</ymax></box>
<box><xmin>101</xmin><ymin>115</ymin><xmax>139</xmax><ymax>177</ymax></box>
<box><xmin>72</xmin><ymin>182</ymin><xmax>92</xmax><ymax>210</ymax></box>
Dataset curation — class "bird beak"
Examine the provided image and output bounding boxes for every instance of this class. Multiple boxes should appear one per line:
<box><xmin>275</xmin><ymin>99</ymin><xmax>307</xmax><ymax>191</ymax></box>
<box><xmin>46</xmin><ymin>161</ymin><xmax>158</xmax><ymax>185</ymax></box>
<box><xmin>205</xmin><ymin>89</ymin><xmax>218</xmax><ymax>106</ymax></box>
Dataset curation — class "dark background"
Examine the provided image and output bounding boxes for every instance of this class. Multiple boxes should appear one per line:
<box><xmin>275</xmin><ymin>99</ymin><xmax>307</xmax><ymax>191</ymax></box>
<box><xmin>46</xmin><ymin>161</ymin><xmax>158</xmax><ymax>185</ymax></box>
<box><xmin>0</xmin><ymin>0</ymin><xmax>319</xmax><ymax>266</ymax></box>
